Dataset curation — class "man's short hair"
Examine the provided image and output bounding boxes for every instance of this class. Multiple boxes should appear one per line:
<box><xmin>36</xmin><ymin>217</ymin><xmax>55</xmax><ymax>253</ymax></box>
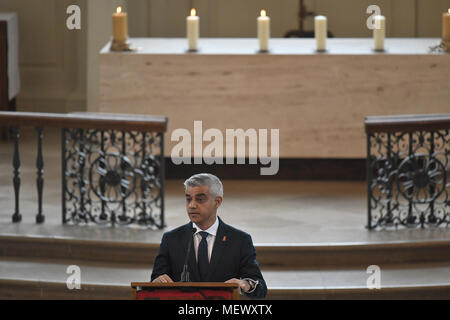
<box><xmin>184</xmin><ymin>173</ymin><xmax>224</xmax><ymax>198</ymax></box>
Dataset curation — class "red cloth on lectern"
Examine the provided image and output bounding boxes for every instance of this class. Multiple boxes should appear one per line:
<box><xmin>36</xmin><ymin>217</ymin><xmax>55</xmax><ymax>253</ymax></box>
<box><xmin>137</xmin><ymin>289</ymin><xmax>232</xmax><ymax>300</ymax></box>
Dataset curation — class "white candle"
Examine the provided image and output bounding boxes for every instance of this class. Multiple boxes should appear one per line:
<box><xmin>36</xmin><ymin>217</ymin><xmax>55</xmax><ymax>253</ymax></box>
<box><xmin>373</xmin><ymin>15</ymin><xmax>386</xmax><ymax>51</ymax></box>
<box><xmin>187</xmin><ymin>8</ymin><xmax>199</xmax><ymax>51</ymax></box>
<box><xmin>314</xmin><ymin>15</ymin><xmax>327</xmax><ymax>51</ymax></box>
<box><xmin>257</xmin><ymin>9</ymin><xmax>270</xmax><ymax>52</ymax></box>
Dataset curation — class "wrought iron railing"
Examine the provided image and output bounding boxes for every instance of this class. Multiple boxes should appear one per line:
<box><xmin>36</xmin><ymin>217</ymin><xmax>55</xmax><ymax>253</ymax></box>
<box><xmin>0</xmin><ymin>111</ymin><xmax>167</xmax><ymax>229</ymax></box>
<box><xmin>365</xmin><ymin>114</ymin><xmax>450</xmax><ymax>229</ymax></box>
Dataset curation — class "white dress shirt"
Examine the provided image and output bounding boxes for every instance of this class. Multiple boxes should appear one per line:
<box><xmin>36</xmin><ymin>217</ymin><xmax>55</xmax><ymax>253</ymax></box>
<box><xmin>192</xmin><ymin>217</ymin><xmax>219</xmax><ymax>263</ymax></box>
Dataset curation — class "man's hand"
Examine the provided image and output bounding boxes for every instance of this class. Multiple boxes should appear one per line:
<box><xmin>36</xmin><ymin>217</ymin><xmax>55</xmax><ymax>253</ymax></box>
<box><xmin>225</xmin><ymin>278</ymin><xmax>251</xmax><ymax>292</ymax></box>
<box><xmin>152</xmin><ymin>274</ymin><xmax>174</xmax><ymax>283</ymax></box>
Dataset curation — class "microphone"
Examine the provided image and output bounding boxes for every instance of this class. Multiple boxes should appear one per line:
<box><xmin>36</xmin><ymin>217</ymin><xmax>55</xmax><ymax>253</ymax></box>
<box><xmin>180</xmin><ymin>227</ymin><xmax>196</xmax><ymax>282</ymax></box>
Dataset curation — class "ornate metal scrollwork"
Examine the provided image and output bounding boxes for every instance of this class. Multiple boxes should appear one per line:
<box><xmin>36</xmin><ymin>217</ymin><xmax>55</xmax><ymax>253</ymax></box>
<box><xmin>62</xmin><ymin>129</ymin><xmax>165</xmax><ymax>228</ymax></box>
<box><xmin>367</xmin><ymin>130</ymin><xmax>449</xmax><ymax>229</ymax></box>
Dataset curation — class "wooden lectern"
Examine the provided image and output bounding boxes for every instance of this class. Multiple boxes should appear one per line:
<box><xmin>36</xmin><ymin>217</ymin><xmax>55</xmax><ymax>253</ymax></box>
<box><xmin>131</xmin><ymin>282</ymin><xmax>240</xmax><ymax>300</ymax></box>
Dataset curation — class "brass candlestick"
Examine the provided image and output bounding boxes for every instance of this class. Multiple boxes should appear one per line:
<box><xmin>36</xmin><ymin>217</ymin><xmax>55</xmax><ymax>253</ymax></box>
<box><xmin>429</xmin><ymin>39</ymin><xmax>449</xmax><ymax>53</ymax></box>
<box><xmin>444</xmin><ymin>37</ymin><xmax>450</xmax><ymax>52</ymax></box>
<box><xmin>110</xmin><ymin>39</ymin><xmax>135</xmax><ymax>52</ymax></box>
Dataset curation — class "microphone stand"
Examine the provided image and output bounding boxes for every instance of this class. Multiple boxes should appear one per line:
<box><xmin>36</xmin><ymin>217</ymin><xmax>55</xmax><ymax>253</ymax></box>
<box><xmin>180</xmin><ymin>228</ymin><xmax>196</xmax><ymax>282</ymax></box>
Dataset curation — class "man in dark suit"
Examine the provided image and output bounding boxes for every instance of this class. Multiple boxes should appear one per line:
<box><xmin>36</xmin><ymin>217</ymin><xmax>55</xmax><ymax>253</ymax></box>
<box><xmin>151</xmin><ymin>173</ymin><xmax>267</xmax><ymax>299</ymax></box>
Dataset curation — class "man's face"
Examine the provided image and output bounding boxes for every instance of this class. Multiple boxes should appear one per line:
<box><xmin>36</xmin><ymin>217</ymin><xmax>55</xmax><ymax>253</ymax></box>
<box><xmin>185</xmin><ymin>185</ymin><xmax>222</xmax><ymax>229</ymax></box>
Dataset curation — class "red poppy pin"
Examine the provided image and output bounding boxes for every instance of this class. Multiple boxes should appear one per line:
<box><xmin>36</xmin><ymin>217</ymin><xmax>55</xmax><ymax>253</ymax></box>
<box><xmin>222</xmin><ymin>236</ymin><xmax>227</xmax><ymax>242</ymax></box>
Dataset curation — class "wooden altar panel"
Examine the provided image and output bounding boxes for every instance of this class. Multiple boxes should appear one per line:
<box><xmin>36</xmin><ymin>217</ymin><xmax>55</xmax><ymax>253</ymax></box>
<box><xmin>98</xmin><ymin>38</ymin><xmax>450</xmax><ymax>158</ymax></box>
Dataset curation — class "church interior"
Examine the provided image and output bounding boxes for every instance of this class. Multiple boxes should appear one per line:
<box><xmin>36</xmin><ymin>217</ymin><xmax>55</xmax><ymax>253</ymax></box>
<box><xmin>0</xmin><ymin>0</ymin><xmax>449</xmax><ymax>300</ymax></box>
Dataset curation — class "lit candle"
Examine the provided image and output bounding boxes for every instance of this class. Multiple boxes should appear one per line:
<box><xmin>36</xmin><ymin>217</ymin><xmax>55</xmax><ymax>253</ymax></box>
<box><xmin>257</xmin><ymin>9</ymin><xmax>270</xmax><ymax>52</ymax></box>
<box><xmin>112</xmin><ymin>6</ymin><xmax>128</xmax><ymax>43</ymax></box>
<box><xmin>314</xmin><ymin>15</ymin><xmax>327</xmax><ymax>51</ymax></box>
<box><xmin>373</xmin><ymin>15</ymin><xmax>386</xmax><ymax>51</ymax></box>
<box><xmin>444</xmin><ymin>9</ymin><xmax>450</xmax><ymax>52</ymax></box>
<box><xmin>443</xmin><ymin>9</ymin><xmax>450</xmax><ymax>38</ymax></box>
<box><xmin>187</xmin><ymin>8</ymin><xmax>199</xmax><ymax>51</ymax></box>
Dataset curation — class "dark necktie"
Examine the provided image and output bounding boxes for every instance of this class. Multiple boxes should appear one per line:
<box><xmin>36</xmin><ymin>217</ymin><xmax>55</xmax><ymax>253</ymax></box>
<box><xmin>198</xmin><ymin>231</ymin><xmax>209</xmax><ymax>281</ymax></box>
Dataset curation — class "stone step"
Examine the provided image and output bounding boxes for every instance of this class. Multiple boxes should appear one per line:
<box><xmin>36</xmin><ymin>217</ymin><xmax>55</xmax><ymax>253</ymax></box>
<box><xmin>1</xmin><ymin>235</ymin><xmax>450</xmax><ymax>269</ymax></box>
<box><xmin>1</xmin><ymin>258</ymin><xmax>449</xmax><ymax>299</ymax></box>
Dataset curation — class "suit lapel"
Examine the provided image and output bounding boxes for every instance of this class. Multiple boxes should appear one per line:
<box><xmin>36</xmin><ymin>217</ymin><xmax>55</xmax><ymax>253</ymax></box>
<box><xmin>205</xmin><ymin>217</ymin><xmax>228</xmax><ymax>281</ymax></box>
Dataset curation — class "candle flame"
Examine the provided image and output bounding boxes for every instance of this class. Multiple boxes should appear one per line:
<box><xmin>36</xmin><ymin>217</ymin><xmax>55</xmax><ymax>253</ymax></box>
<box><xmin>191</xmin><ymin>8</ymin><xmax>196</xmax><ymax>16</ymax></box>
<box><xmin>116</xmin><ymin>6</ymin><xmax>122</xmax><ymax>14</ymax></box>
<box><xmin>260</xmin><ymin>9</ymin><xmax>266</xmax><ymax>17</ymax></box>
